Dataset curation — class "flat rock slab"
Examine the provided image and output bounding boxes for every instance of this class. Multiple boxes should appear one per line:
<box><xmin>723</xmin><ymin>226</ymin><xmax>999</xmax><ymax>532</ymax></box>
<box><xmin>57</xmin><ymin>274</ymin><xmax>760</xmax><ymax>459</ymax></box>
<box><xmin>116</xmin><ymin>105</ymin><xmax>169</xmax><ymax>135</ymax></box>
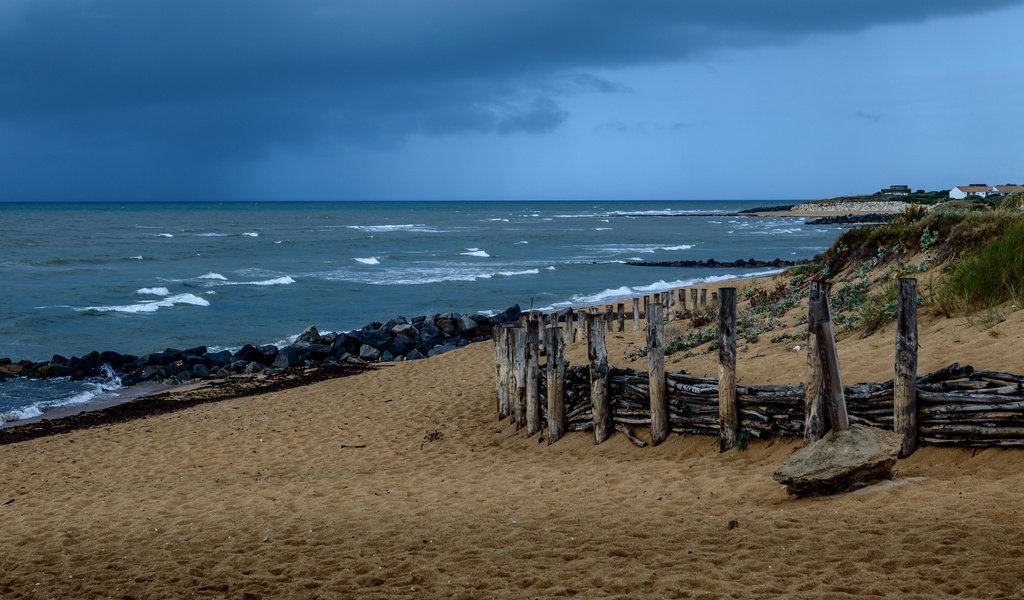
<box><xmin>774</xmin><ymin>424</ymin><xmax>902</xmax><ymax>496</ymax></box>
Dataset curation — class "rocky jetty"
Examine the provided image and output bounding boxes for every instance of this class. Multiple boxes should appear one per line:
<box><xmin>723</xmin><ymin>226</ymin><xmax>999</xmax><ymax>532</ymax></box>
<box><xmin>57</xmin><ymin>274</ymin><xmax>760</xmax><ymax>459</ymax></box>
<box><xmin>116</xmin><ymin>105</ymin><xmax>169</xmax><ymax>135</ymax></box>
<box><xmin>625</xmin><ymin>258</ymin><xmax>810</xmax><ymax>269</ymax></box>
<box><xmin>804</xmin><ymin>213</ymin><xmax>897</xmax><ymax>225</ymax></box>
<box><xmin>0</xmin><ymin>305</ymin><xmax>524</xmax><ymax>387</ymax></box>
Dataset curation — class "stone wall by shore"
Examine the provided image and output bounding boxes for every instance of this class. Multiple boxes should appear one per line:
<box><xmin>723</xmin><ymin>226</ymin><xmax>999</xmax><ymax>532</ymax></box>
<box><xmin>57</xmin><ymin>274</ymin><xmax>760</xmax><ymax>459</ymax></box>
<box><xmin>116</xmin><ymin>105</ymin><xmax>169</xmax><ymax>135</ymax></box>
<box><xmin>0</xmin><ymin>305</ymin><xmax>524</xmax><ymax>387</ymax></box>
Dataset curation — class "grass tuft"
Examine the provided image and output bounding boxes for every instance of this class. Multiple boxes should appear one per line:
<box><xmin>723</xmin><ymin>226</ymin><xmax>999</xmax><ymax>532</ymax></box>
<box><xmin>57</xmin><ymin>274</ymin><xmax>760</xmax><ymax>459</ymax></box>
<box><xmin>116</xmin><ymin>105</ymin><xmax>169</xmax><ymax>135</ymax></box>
<box><xmin>938</xmin><ymin>220</ymin><xmax>1024</xmax><ymax>315</ymax></box>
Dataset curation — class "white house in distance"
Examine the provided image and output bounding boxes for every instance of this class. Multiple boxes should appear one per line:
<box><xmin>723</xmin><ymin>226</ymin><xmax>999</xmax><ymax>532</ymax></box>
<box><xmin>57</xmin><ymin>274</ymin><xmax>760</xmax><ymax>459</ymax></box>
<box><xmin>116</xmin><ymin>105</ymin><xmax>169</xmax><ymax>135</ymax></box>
<box><xmin>949</xmin><ymin>184</ymin><xmax>1024</xmax><ymax>199</ymax></box>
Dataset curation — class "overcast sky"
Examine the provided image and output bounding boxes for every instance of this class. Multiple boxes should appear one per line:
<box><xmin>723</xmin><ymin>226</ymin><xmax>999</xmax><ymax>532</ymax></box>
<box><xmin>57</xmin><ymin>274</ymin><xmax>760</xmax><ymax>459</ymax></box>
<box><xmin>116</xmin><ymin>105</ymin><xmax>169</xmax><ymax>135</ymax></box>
<box><xmin>2</xmin><ymin>1</ymin><xmax>1023</xmax><ymax>201</ymax></box>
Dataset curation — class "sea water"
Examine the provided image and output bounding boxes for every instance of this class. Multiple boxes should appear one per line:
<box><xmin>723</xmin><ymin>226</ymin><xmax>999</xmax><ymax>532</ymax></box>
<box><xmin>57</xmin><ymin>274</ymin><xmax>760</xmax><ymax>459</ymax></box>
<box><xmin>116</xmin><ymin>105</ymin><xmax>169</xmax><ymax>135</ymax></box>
<box><xmin>0</xmin><ymin>200</ymin><xmax>848</xmax><ymax>423</ymax></box>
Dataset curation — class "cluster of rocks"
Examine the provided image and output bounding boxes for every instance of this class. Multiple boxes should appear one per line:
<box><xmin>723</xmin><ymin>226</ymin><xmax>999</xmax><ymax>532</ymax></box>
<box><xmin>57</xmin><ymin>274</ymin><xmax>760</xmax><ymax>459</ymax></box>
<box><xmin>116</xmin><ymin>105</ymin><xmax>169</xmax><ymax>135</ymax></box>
<box><xmin>625</xmin><ymin>257</ymin><xmax>811</xmax><ymax>269</ymax></box>
<box><xmin>804</xmin><ymin>213</ymin><xmax>897</xmax><ymax>225</ymax></box>
<box><xmin>734</xmin><ymin>204</ymin><xmax>796</xmax><ymax>214</ymax></box>
<box><xmin>0</xmin><ymin>305</ymin><xmax>523</xmax><ymax>386</ymax></box>
<box><xmin>791</xmin><ymin>200</ymin><xmax>909</xmax><ymax>214</ymax></box>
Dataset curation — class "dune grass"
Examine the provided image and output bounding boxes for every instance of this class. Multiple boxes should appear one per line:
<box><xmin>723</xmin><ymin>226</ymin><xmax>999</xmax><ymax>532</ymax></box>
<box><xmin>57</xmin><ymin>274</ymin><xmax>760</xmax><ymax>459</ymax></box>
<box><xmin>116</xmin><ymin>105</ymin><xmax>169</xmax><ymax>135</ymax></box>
<box><xmin>938</xmin><ymin>219</ymin><xmax>1024</xmax><ymax>316</ymax></box>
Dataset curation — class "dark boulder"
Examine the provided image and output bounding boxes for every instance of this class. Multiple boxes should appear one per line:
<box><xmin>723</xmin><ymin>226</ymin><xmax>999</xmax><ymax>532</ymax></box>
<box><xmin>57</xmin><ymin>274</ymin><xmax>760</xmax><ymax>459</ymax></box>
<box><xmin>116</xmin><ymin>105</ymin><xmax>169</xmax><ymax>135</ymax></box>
<box><xmin>406</xmin><ymin>349</ymin><xmax>424</xmax><ymax>360</ymax></box>
<box><xmin>182</xmin><ymin>346</ymin><xmax>207</xmax><ymax>357</ymax></box>
<box><xmin>231</xmin><ymin>344</ymin><xmax>264</xmax><ymax>364</ymax></box>
<box><xmin>206</xmin><ymin>350</ymin><xmax>232</xmax><ymax>366</ymax></box>
<box><xmin>456</xmin><ymin>315</ymin><xmax>478</xmax><ymax>334</ymax></box>
<box><xmin>50</xmin><ymin>354</ymin><xmax>71</xmax><ymax>367</ymax></box>
<box><xmin>297</xmin><ymin>325</ymin><xmax>322</xmax><ymax>344</ymax></box>
<box><xmin>192</xmin><ymin>364</ymin><xmax>210</xmax><ymax>378</ymax></box>
<box><xmin>141</xmin><ymin>365</ymin><xmax>166</xmax><ymax>381</ymax></box>
<box><xmin>258</xmin><ymin>345</ymin><xmax>279</xmax><ymax>365</ymax></box>
<box><xmin>350</xmin><ymin>327</ymin><xmax>392</xmax><ymax>350</ymax></box>
<box><xmin>391</xmin><ymin>323</ymin><xmax>419</xmax><ymax>338</ymax></box>
<box><xmin>388</xmin><ymin>333</ymin><xmax>415</xmax><ymax>356</ymax></box>
<box><xmin>272</xmin><ymin>346</ymin><xmax>304</xmax><ymax>369</ymax></box>
<box><xmin>427</xmin><ymin>343</ymin><xmax>458</xmax><ymax>357</ymax></box>
<box><xmin>358</xmin><ymin>344</ymin><xmax>381</xmax><ymax>362</ymax></box>
<box><xmin>381</xmin><ymin>351</ymin><xmax>395</xmax><ymax>362</ymax></box>
<box><xmin>493</xmin><ymin>304</ymin><xmax>521</xmax><ymax>324</ymax></box>
<box><xmin>417</xmin><ymin>323</ymin><xmax>445</xmax><ymax>348</ymax></box>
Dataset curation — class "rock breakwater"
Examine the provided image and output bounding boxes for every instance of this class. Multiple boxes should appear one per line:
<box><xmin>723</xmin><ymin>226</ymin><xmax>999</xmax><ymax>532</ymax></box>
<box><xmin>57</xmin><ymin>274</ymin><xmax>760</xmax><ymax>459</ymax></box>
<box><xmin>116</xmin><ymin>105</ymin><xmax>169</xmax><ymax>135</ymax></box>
<box><xmin>0</xmin><ymin>305</ymin><xmax>524</xmax><ymax>388</ymax></box>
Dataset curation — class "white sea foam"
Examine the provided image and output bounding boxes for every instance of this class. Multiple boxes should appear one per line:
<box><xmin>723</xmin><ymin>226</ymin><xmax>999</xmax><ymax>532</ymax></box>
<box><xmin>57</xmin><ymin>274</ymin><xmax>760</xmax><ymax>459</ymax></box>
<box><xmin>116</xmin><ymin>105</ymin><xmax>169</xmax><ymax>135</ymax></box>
<box><xmin>216</xmin><ymin>276</ymin><xmax>296</xmax><ymax>286</ymax></box>
<box><xmin>461</xmin><ymin>248</ymin><xmax>490</xmax><ymax>258</ymax></box>
<box><xmin>136</xmin><ymin>287</ymin><xmax>171</xmax><ymax>296</ymax></box>
<box><xmin>243</xmin><ymin>232</ymin><xmax>259</xmax><ymax>237</ymax></box>
<box><xmin>78</xmin><ymin>293</ymin><xmax>210</xmax><ymax>314</ymax></box>
<box><xmin>198</xmin><ymin>272</ymin><xmax>228</xmax><ymax>280</ymax></box>
<box><xmin>541</xmin><ymin>270</ymin><xmax>785</xmax><ymax>309</ymax></box>
<box><xmin>0</xmin><ymin>366</ymin><xmax>122</xmax><ymax>426</ymax></box>
<box><xmin>515</xmin><ymin>241</ymin><xmax>529</xmax><ymax>244</ymax></box>
<box><xmin>354</xmin><ymin>257</ymin><xmax>380</xmax><ymax>265</ymax></box>
<box><xmin>346</xmin><ymin>224</ymin><xmax>440</xmax><ymax>233</ymax></box>
<box><xmin>155</xmin><ymin>233</ymin><xmax>174</xmax><ymax>238</ymax></box>
<box><xmin>485</xmin><ymin>218</ymin><xmax>510</xmax><ymax>222</ymax></box>
<box><xmin>320</xmin><ymin>265</ymin><xmax>539</xmax><ymax>286</ymax></box>
<box><xmin>196</xmin><ymin>232</ymin><xmax>228</xmax><ymax>237</ymax></box>
<box><xmin>128</xmin><ymin>256</ymin><xmax>144</xmax><ymax>260</ymax></box>
<box><xmin>545</xmin><ymin>266</ymin><xmax>556</xmax><ymax>271</ymax></box>
<box><xmin>595</xmin><ymin>227</ymin><xmax>612</xmax><ymax>231</ymax></box>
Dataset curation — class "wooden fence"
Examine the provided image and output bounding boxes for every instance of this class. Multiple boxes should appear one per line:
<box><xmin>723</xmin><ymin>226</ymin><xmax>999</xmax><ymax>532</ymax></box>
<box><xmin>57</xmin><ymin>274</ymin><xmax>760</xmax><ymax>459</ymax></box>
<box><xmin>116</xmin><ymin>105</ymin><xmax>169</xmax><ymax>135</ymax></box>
<box><xmin>493</xmin><ymin>280</ymin><xmax>1024</xmax><ymax>452</ymax></box>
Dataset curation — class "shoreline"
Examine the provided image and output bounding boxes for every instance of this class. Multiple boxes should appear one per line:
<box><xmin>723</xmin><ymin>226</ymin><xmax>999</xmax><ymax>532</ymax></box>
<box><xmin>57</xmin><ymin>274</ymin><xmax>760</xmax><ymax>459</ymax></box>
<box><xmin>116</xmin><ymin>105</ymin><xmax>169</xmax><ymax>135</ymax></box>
<box><xmin>0</xmin><ymin>269</ymin><xmax>784</xmax><ymax>439</ymax></box>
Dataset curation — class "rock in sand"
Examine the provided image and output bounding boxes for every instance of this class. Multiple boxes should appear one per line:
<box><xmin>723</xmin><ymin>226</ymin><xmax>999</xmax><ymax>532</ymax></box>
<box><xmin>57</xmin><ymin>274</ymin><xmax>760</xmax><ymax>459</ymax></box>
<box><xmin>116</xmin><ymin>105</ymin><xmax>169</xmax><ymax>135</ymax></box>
<box><xmin>773</xmin><ymin>424</ymin><xmax>902</xmax><ymax>496</ymax></box>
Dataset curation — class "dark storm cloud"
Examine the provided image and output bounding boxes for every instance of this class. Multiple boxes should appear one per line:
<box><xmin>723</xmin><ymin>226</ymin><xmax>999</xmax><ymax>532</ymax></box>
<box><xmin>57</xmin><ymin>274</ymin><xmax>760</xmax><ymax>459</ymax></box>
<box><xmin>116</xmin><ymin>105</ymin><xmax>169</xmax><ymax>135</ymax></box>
<box><xmin>0</xmin><ymin>0</ymin><xmax>1020</xmax><ymax>199</ymax></box>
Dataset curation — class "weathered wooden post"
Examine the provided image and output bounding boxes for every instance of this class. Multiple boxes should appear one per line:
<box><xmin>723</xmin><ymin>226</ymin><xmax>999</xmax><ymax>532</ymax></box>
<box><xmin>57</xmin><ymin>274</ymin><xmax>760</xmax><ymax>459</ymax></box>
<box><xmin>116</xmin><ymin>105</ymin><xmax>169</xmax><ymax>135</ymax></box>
<box><xmin>512</xmin><ymin>319</ymin><xmax>528</xmax><ymax>427</ymax></box>
<box><xmin>647</xmin><ymin>297</ymin><xmax>668</xmax><ymax>445</ymax></box>
<box><xmin>690</xmin><ymin>289</ymin><xmax>698</xmax><ymax>313</ymax></box>
<box><xmin>566</xmin><ymin>309</ymin><xmax>575</xmax><ymax>344</ymax></box>
<box><xmin>810</xmin><ymin>283</ymin><xmax>849</xmax><ymax>431</ymax></box>
<box><xmin>700</xmin><ymin>288</ymin><xmax>708</xmax><ymax>308</ymax></box>
<box><xmin>546</xmin><ymin>325</ymin><xmax>566</xmax><ymax>444</ymax></box>
<box><xmin>894</xmin><ymin>278</ymin><xmax>918</xmax><ymax>457</ymax></box>
<box><xmin>616</xmin><ymin>303</ymin><xmax>625</xmax><ymax>332</ymax></box>
<box><xmin>718</xmin><ymin>287</ymin><xmax>738</xmax><ymax>452</ymax></box>
<box><xmin>711</xmin><ymin>291</ymin><xmax>718</xmax><ymax>304</ymax></box>
<box><xmin>632</xmin><ymin>297</ymin><xmax>640</xmax><ymax>331</ymax></box>
<box><xmin>587</xmin><ymin>314</ymin><xmax>612</xmax><ymax>444</ymax></box>
<box><xmin>525</xmin><ymin>318</ymin><xmax>542</xmax><ymax>436</ymax></box>
<box><xmin>666</xmin><ymin>289</ymin><xmax>675</xmax><ymax>321</ymax></box>
<box><xmin>493</xmin><ymin>325</ymin><xmax>508</xmax><ymax>419</ymax></box>
<box><xmin>643</xmin><ymin>295</ymin><xmax>649</xmax><ymax>322</ymax></box>
<box><xmin>606</xmin><ymin>305</ymin><xmax>615</xmax><ymax>331</ymax></box>
<box><xmin>804</xmin><ymin>280</ymin><xmax>827</xmax><ymax>445</ymax></box>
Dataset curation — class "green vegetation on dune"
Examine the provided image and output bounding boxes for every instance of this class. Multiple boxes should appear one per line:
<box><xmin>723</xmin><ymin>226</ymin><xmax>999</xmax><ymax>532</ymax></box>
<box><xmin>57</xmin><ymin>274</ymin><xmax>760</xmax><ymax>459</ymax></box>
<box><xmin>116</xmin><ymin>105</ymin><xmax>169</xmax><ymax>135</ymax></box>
<box><xmin>937</xmin><ymin>220</ymin><xmax>1024</xmax><ymax>315</ymax></box>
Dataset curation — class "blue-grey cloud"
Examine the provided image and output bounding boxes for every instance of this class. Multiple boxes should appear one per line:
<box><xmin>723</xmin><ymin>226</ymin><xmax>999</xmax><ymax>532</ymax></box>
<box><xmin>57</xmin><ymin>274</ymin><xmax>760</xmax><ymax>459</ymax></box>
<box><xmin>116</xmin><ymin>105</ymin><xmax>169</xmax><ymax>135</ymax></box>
<box><xmin>1</xmin><ymin>0</ymin><xmax>1021</xmax><ymax>199</ymax></box>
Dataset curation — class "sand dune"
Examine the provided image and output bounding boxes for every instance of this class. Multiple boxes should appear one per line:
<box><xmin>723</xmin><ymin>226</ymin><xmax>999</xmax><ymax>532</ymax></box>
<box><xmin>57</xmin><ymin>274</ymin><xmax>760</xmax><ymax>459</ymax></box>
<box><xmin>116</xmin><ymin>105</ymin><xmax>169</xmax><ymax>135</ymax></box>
<box><xmin>4</xmin><ymin>336</ymin><xmax>1024</xmax><ymax>598</ymax></box>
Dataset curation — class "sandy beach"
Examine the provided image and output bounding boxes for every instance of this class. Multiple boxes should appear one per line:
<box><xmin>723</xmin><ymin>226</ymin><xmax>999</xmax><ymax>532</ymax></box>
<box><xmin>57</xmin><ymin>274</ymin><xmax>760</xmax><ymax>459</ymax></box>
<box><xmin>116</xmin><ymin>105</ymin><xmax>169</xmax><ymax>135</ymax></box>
<box><xmin>4</xmin><ymin>275</ymin><xmax>1024</xmax><ymax>598</ymax></box>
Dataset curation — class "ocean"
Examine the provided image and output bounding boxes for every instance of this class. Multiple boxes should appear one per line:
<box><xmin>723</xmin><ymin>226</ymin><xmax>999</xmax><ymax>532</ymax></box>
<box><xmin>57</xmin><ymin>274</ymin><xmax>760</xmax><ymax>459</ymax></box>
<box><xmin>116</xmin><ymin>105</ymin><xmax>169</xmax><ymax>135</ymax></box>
<box><xmin>0</xmin><ymin>200</ymin><xmax>847</xmax><ymax>424</ymax></box>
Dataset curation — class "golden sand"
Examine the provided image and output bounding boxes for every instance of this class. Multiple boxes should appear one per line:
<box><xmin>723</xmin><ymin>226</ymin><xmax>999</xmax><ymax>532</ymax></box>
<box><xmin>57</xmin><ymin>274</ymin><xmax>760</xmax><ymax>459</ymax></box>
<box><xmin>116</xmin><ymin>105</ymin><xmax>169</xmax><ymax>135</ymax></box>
<box><xmin>4</xmin><ymin>306</ymin><xmax>1024</xmax><ymax>598</ymax></box>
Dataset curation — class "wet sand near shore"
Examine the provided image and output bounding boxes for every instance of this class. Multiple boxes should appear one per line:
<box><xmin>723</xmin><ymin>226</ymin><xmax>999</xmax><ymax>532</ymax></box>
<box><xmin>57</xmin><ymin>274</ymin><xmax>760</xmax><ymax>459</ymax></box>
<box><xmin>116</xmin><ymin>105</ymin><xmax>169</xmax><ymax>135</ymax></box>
<box><xmin>3</xmin><ymin>329</ymin><xmax>1024</xmax><ymax>598</ymax></box>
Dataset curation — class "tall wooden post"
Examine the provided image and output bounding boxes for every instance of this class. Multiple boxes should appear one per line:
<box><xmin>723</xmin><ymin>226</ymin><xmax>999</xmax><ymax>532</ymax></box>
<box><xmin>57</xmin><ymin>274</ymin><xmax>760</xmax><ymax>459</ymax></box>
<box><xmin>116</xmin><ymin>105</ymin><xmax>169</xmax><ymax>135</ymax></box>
<box><xmin>700</xmin><ymin>288</ymin><xmax>708</xmax><ymax>308</ymax></box>
<box><xmin>525</xmin><ymin>319</ymin><xmax>542</xmax><ymax>436</ymax></box>
<box><xmin>810</xmin><ymin>284</ymin><xmax>849</xmax><ymax>431</ymax></box>
<box><xmin>606</xmin><ymin>306</ymin><xmax>615</xmax><ymax>331</ymax></box>
<box><xmin>493</xmin><ymin>326</ymin><xmax>508</xmax><ymax>420</ymax></box>
<box><xmin>616</xmin><ymin>303</ymin><xmax>625</xmax><ymax>332</ymax></box>
<box><xmin>690</xmin><ymin>289</ymin><xmax>698</xmax><ymax>312</ymax></box>
<box><xmin>512</xmin><ymin>320</ymin><xmax>527</xmax><ymax>427</ymax></box>
<box><xmin>643</xmin><ymin>296</ymin><xmax>649</xmax><ymax>321</ymax></box>
<box><xmin>711</xmin><ymin>291</ymin><xmax>718</xmax><ymax>304</ymax></box>
<box><xmin>677</xmin><ymin>289</ymin><xmax>686</xmax><ymax>313</ymax></box>
<box><xmin>804</xmin><ymin>280</ymin><xmax>827</xmax><ymax>445</ymax></box>
<box><xmin>647</xmin><ymin>298</ymin><xmax>668</xmax><ymax>445</ymax></box>
<box><xmin>666</xmin><ymin>290</ymin><xmax>675</xmax><ymax>321</ymax></box>
<box><xmin>718</xmin><ymin>287</ymin><xmax>738</xmax><ymax>452</ymax></box>
<box><xmin>894</xmin><ymin>278</ymin><xmax>918</xmax><ymax>458</ymax></box>
<box><xmin>632</xmin><ymin>297</ymin><xmax>640</xmax><ymax>331</ymax></box>
<box><xmin>588</xmin><ymin>314</ymin><xmax>611</xmax><ymax>444</ymax></box>
<box><xmin>546</xmin><ymin>326</ymin><xmax>566</xmax><ymax>444</ymax></box>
